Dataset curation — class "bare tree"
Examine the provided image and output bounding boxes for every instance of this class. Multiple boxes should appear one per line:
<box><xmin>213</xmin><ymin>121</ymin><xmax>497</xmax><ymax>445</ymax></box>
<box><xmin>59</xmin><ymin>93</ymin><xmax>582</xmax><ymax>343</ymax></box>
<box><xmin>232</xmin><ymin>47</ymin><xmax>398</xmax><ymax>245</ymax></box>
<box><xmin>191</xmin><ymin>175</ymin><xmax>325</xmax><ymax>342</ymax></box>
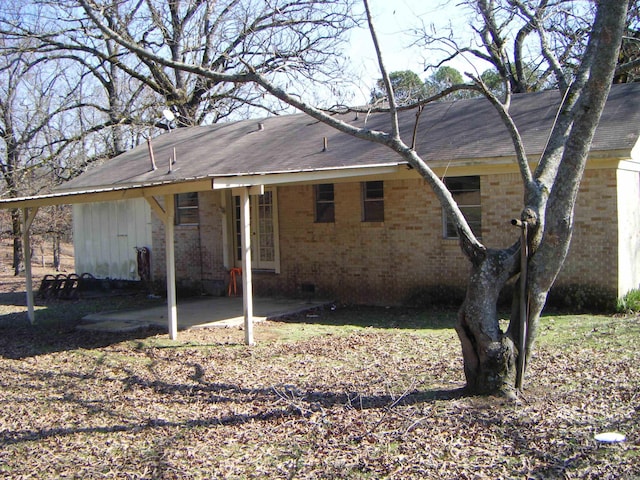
<box><xmin>614</xmin><ymin>0</ymin><xmax>640</xmax><ymax>82</ymax></box>
<box><xmin>364</xmin><ymin>0</ymin><xmax>629</xmax><ymax>396</ymax></box>
<box><xmin>0</xmin><ymin>38</ymin><xmax>87</xmax><ymax>274</ymax></box>
<box><xmin>0</xmin><ymin>0</ymin><xmax>360</xmax><ymax>276</ymax></box>
<box><xmin>15</xmin><ymin>0</ymin><xmax>360</xmax><ymax>128</ymax></box>
<box><xmin>1</xmin><ymin>1</ymin><xmax>165</xmax><ymax>168</ymax></box>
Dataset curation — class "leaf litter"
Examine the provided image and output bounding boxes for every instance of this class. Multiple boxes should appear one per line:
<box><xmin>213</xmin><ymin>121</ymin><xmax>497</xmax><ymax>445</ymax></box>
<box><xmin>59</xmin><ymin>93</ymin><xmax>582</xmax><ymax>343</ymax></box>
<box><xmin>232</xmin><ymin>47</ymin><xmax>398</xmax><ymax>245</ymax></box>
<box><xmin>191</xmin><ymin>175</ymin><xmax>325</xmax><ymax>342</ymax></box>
<box><xmin>0</xmin><ymin>297</ymin><xmax>637</xmax><ymax>479</ymax></box>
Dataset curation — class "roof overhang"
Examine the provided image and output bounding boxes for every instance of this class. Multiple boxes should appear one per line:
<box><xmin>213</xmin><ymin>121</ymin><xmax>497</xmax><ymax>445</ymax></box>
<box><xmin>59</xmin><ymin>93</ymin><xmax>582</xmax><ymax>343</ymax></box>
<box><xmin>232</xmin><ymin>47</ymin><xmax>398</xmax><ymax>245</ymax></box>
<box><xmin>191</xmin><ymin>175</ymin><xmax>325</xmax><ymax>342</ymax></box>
<box><xmin>0</xmin><ymin>163</ymin><xmax>406</xmax><ymax>210</ymax></box>
<box><xmin>0</xmin><ymin>178</ymin><xmax>215</xmax><ymax>209</ymax></box>
<box><xmin>212</xmin><ymin>163</ymin><xmax>405</xmax><ymax>189</ymax></box>
<box><xmin>1</xmin><ymin>150</ymin><xmax>635</xmax><ymax>211</ymax></box>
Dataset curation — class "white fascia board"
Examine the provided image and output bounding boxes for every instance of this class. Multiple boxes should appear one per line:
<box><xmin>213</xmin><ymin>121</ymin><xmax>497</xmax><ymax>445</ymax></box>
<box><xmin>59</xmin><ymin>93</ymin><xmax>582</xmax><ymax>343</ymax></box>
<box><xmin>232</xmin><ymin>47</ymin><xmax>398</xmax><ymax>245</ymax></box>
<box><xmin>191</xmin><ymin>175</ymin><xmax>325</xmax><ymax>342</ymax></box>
<box><xmin>617</xmin><ymin>158</ymin><xmax>640</xmax><ymax>172</ymax></box>
<box><xmin>212</xmin><ymin>164</ymin><xmax>404</xmax><ymax>190</ymax></box>
<box><xmin>630</xmin><ymin>137</ymin><xmax>640</xmax><ymax>163</ymax></box>
<box><xmin>0</xmin><ymin>178</ymin><xmax>214</xmax><ymax>209</ymax></box>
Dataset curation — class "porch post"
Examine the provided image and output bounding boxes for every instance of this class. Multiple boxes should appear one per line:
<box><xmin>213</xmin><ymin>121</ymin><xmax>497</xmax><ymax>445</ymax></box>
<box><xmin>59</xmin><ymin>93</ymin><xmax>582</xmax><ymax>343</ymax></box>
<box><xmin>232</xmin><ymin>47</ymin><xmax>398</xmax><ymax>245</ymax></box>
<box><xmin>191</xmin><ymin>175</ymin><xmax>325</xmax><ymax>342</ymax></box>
<box><xmin>22</xmin><ymin>207</ymin><xmax>38</xmax><ymax>324</ymax></box>
<box><xmin>239</xmin><ymin>187</ymin><xmax>254</xmax><ymax>345</ymax></box>
<box><xmin>164</xmin><ymin>195</ymin><xmax>178</xmax><ymax>340</ymax></box>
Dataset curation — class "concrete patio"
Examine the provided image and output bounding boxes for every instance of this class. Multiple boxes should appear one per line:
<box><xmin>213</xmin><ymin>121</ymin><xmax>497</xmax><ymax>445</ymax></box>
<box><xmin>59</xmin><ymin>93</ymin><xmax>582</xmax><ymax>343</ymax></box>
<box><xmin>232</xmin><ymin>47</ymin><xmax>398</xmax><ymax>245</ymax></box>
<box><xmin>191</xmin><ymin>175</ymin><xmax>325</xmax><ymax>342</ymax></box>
<box><xmin>77</xmin><ymin>296</ymin><xmax>330</xmax><ymax>333</ymax></box>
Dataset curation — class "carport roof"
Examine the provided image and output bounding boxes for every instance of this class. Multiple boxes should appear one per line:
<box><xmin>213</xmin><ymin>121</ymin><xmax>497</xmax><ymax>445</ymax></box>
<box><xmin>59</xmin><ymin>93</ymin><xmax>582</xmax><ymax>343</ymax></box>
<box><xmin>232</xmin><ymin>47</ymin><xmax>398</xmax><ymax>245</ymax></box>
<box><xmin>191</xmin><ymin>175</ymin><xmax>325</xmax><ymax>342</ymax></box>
<box><xmin>3</xmin><ymin>82</ymin><xmax>640</xmax><ymax>208</ymax></box>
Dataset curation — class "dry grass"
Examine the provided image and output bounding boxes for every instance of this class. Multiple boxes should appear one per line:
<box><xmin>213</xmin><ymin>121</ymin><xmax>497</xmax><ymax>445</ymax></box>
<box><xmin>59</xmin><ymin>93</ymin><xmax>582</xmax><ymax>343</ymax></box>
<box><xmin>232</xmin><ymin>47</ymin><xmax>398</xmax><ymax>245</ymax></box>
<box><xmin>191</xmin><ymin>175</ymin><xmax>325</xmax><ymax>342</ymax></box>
<box><xmin>0</xmin><ymin>245</ymin><xmax>638</xmax><ymax>479</ymax></box>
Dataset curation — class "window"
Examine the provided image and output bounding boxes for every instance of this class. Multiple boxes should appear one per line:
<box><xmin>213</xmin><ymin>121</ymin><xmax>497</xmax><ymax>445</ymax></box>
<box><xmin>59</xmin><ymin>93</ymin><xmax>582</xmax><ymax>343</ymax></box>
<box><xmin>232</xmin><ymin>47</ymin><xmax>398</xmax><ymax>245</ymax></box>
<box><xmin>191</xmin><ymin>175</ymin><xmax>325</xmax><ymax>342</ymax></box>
<box><xmin>362</xmin><ymin>181</ymin><xmax>384</xmax><ymax>222</ymax></box>
<box><xmin>314</xmin><ymin>184</ymin><xmax>335</xmax><ymax>223</ymax></box>
<box><xmin>175</xmin><ymin>192</ymin><xmax>199</xmax><ymax>225</ymax></box>
<box><xmin>443</xmin><ymin>176</ymin><xmax>481</xmax><ymax>238</ymax></box>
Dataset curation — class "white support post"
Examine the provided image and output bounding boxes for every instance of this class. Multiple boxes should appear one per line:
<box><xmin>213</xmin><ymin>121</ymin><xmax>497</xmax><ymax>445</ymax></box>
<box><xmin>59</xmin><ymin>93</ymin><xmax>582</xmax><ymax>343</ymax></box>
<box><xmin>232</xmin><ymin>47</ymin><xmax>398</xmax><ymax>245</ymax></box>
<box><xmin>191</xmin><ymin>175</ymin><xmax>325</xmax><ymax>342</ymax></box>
<box><xmin>164</xmin><ymin>195</ymin><xmax>178</xmax><ymax>340</ymax></box>
<box><xmin>239</xmin><ymin>187</ymin><xmax>254</xmax><ymax>345</ymax></box>
<box><xmin>22</xmin><ymin>207</ymin><xmax>38</xmax><ymax>324</ymax></box>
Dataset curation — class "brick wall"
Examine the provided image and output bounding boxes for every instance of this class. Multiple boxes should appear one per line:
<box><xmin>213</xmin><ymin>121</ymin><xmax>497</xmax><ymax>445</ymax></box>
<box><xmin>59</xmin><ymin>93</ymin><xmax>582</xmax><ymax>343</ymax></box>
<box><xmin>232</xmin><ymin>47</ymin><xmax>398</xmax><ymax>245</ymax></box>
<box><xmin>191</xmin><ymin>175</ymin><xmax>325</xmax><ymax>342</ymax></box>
<box><xmin>269</xmin><ymin>180</ymin><xmax>471</xmax><ymax>304</ymax></box>
<box><xmin>555</xmin><ymin>168</ymin><xmax>618</xmax><ymax>291</ymax></box>
<box><xmin>151</xmin><ymin>191</ymin><xmax>226</xmax><ymax>294</ymax></box>
<box><xmin>151</xmin><ymin>168</ymin><xmax>621</xmax><ymax>305</ymax></box>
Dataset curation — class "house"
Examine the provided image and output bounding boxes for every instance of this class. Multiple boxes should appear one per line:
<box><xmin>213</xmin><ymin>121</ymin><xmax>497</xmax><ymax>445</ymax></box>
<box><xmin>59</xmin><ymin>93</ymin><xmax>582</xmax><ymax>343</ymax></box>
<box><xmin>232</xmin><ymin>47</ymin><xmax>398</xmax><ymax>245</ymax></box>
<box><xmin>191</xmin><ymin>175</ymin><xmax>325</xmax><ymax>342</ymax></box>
<box><xmin>3</xmin><ymin>82</ymin><xmax>640</xmax><ymax>340</ymax></box>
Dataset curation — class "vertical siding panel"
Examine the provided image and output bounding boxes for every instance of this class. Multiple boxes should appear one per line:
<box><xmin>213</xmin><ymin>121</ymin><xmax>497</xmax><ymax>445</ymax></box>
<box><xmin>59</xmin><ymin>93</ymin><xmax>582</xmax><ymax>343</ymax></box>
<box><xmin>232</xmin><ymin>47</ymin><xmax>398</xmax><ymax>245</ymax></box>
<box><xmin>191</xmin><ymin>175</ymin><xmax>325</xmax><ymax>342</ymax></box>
<box><xmin>72</xmin><ymin>199</ymin><xmax>152</xmax><ymax>281</ymax></box>
<box><xmin>108</xmin><ymin>202</ymin><xmax>119</xmax><ymax>278</ymax></box>
<box><xmin>116</xmin><ymin>200</ymin><xmax>128</xmax><ymax>279</ymax></box>
<box><xmin>94</xmin><ymin>203</ymin><xmax>108</xmax><ymax>277</ymax></box>
<box><xmin>72</xmin><ymin>205</ymin><xmax>86</xmax><ymax>273</ymax></box>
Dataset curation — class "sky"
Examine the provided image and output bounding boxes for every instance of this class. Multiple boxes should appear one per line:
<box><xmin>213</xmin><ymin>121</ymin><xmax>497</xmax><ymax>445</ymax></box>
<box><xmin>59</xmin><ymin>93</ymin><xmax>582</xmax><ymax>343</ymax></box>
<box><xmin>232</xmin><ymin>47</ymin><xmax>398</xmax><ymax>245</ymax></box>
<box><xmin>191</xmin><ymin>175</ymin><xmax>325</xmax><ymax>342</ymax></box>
<box><xmin>345</xmin><ymin>0</ymin><xmax>484</xmax><ymax>104</ymax></box>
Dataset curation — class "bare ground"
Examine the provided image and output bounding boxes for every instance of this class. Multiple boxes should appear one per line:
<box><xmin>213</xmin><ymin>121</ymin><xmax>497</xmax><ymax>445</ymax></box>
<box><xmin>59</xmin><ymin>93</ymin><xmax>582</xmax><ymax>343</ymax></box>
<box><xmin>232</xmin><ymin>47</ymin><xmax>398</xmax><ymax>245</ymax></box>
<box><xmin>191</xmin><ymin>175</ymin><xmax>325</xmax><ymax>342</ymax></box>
<box><xmin>0</xmin><ymin>242</ymin><xmax>638</xmax><ymax>479</ymax></box>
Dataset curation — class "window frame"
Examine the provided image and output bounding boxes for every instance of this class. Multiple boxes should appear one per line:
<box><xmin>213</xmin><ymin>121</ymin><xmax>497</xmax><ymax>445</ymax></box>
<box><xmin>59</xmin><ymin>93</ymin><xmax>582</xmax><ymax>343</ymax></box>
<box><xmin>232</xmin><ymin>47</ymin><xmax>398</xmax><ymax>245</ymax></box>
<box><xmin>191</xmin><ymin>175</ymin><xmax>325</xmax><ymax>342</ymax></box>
<box><xmin>362</xmin><ymin>180</ymin><xmax>384</xmax><ymax>222</ymax></box>
<box><xmin>314</xmin><ymin>183</ymin><xmax>335</xmax><ymax>223</ymax></box>
<box><xmin>442</xmin><ymin>176</ymin><xmax>481</xmax><ymax>239</ymax></box>
<box><xmin>175</xmin><ymin>192</ymin><xmax>199</xmax><ymax>226</ymax></box>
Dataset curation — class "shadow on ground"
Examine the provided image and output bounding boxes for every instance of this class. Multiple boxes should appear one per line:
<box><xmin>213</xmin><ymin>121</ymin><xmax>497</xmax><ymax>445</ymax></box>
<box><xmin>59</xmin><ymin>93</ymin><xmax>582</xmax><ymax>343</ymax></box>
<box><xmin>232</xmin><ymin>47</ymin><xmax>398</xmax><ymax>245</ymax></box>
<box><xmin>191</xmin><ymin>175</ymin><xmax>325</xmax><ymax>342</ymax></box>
<box><xmin>278</xmin><ymin>304</ymin><xmax>458</xmax><ymax>330</ymax></box>
<box><xmin>0</xmin><ymin>291</ymin><xmax>166</xmax><ymax>359</ymax></box>
<box><xmin>0</xmin><ymin>321</ymin><xmax>165</xmax><ymax>360</ymax></box>
<box><xmin>0</xmin><ymin>375</ymin><xmax>468</xmax><ymax>447</ymax></box>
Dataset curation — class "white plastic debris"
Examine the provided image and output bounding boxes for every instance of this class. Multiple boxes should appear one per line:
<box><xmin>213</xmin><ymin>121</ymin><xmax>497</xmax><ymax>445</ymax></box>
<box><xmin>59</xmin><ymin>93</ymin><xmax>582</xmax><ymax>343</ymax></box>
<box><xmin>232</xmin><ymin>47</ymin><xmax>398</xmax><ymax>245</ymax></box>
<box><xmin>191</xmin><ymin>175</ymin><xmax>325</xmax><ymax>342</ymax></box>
<box><xmin>594</xmin><ymin>432</ymin><xmax>626</xmax><ymax>443</ymax></box>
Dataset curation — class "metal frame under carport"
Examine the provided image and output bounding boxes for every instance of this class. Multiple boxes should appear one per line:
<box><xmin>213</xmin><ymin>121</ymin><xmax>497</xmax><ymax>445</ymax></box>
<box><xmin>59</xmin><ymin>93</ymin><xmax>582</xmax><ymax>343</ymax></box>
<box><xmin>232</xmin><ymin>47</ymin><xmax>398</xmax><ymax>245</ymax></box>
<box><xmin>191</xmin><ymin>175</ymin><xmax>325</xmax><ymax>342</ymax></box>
<box><xmin>0</xmin><ymin>179</ymin><xmax>260</xmax><ymax>345</ymax></box>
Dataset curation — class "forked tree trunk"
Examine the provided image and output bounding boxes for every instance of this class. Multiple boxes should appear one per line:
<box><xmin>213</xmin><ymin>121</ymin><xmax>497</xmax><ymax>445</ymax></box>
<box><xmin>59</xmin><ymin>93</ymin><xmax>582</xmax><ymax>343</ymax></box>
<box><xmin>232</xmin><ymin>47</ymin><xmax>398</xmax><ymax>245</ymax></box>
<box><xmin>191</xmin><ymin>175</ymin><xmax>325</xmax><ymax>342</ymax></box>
<box><xmin>454</xmin><ymin>0</ymin><xmax>628</xmax><ymax>396</ymax></box>
<box><xmin>455</xmin><ymin>244</ymin><xmax>521</xmax><ymax>396</ymax></box>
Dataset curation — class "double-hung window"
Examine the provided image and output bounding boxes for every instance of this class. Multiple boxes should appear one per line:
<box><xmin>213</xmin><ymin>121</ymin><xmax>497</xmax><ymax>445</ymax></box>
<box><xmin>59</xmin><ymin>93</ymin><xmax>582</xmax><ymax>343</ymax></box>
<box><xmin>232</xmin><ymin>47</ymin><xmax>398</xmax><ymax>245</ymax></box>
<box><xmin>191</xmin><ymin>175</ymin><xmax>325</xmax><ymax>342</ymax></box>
<box><xmin>315</xmin><ymin>184</ymin><xmax>335</xmax><ymax>223</ymax></box>
<box><xmin>362</xmin><ymin>181</ymin><xmax>384</xmax><ymax>222</ymax></box>
<box><xmin>443</xmin><ymin>176</ymin><xmax>481</xmax><ymax>238</ymax></box>
<box><xmin>175</xmin><ymin>192</ymin><xmax>199</xmax><ymax>225</ymax></box>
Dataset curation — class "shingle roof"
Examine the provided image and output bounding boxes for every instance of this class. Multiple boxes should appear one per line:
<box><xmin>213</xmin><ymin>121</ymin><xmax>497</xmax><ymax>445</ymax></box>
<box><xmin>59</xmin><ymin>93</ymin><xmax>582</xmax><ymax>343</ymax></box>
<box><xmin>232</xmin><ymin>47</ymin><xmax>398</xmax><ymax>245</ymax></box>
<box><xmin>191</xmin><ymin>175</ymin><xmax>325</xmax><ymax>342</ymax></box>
<box><xmin>59</xmin><ymin>82</ymin><xmax>640</xmax><ymax>193</ymax></box>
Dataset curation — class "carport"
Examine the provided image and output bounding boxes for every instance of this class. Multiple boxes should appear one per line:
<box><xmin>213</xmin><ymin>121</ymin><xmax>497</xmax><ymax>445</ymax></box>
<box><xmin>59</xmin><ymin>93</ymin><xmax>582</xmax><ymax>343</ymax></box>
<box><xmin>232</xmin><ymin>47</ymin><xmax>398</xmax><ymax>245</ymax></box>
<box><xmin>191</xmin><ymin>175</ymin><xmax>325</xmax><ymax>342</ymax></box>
<box><xmin>0</xmin><ymin>115</ymin><xmax>404</xmax><ymax>344</ymax></box>
<box><xmin>0</xmin><ymin>181</ymin><xmax>268</xmax><ymax>344</ymax></box>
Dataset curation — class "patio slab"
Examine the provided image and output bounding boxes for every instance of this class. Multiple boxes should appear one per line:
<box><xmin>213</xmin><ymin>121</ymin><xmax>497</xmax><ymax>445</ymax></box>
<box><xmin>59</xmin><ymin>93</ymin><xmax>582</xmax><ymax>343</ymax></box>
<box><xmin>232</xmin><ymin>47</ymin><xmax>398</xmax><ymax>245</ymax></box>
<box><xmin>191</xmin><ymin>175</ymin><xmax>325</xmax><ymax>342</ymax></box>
<box><xmin>78</xmin><ymin>296</ymin><xmax>331</xmax><ymax>333</ymax></box>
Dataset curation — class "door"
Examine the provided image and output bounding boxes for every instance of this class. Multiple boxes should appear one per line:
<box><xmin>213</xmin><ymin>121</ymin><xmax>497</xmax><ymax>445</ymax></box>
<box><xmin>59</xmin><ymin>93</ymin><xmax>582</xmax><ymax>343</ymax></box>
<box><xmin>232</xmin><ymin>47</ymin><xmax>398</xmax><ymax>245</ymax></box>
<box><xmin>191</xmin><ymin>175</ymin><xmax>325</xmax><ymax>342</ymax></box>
<box><xmin>233</xmin><ymin>189</ymin><xmax>280</xmax><ymax>271</ymax></box>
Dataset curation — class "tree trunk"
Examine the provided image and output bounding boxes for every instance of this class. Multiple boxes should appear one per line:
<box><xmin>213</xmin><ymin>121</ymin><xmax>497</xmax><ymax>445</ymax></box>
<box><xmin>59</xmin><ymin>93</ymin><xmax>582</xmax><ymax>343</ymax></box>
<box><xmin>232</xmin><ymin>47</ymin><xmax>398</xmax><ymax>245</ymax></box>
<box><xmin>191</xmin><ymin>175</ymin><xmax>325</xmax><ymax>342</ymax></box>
<box><xmin>11</xmin><ymin>209</ymin><xmax>22</xmax><ymax>276</ymax></box>
<box><xmin>455</xmin><ymin>244</ymin><xmax>521</xmax><ymax>396</ymax></box>
<box><xmin>53</xmin><ymin>235</ymin><xmax>61</xmax><ymax>271</ymax></box>
<box><xmin>456</xmin><ymin>0</ymin><xmax>628</xmax><ymax>396</ymax></box>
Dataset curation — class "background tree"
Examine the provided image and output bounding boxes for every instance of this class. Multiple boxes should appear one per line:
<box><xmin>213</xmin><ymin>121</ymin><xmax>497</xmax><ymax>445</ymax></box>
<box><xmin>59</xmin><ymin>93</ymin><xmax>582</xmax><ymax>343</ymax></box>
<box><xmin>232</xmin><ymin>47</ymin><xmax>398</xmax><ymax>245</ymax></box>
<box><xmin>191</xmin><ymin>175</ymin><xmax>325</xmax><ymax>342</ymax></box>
<box><xmin>371</xmin><ymin>66</ymin><xmax>505</xmax><ymax>108</ymax></box>
<box><xmin>479</xmin><ymin>68</ymin><xmax>504</xmax><ymax>95</ymax></box>
<box><xmin>21</xmin><ymin>0</ymin><xmax>360</xmax><ymax>127</ymax></box>
<box><xmin>613</xmin><ymin>0</ymin><xmax>640</xmax><ymax>82</ymax></box>
<box><xmin>0</xmin><ymin>40</ymin><xmax>85</xmax><ymax>274</ymax></box>
<box><xmin>424</xmin><ymin>65</ymin><xmax>471</xmax><ymax>99</ymax></box>
<box><xmin>370</xmin><ymin>70</ymin><xmax>427</xmax><ymax>105</ymax></box>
